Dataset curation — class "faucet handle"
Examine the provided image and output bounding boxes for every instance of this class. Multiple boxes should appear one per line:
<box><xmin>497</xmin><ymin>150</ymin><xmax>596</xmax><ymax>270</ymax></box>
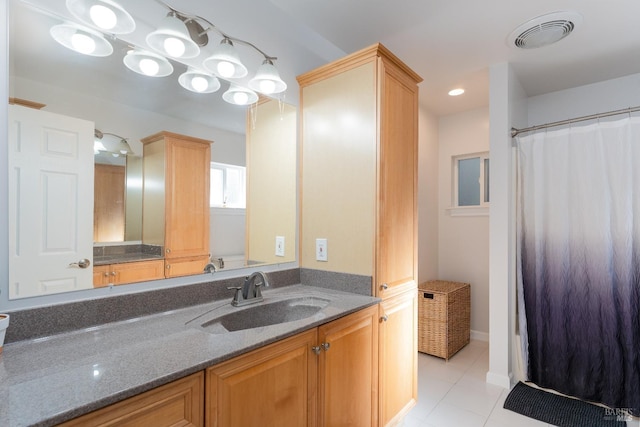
<box><xmin>227</xmin><ymin>286</ymin><xmax>242</xmax><ymax>305</ymax></box>
<box><xmin>254</xmin><ymin>283</ymin><xmax>264</xmax><ymax>298</ymax></box>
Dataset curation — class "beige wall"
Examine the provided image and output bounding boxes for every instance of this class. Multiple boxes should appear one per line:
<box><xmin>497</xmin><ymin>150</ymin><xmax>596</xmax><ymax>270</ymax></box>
<box><xmin>246</xmin><ymin>100</ymin><xmax>297</xmax><ymax>264</ymax></box>
<box><xmin>300</xmin><ymin>62</ymin><xmax>377</xmax><ymax>275</ymax></box>
<box><xmin>417</xmin><ymin>108</ymin><xmax>439</xmax><ymax>284</ymax></box>
<box><xmin>438</xmin><ymin>106</ymin><xmax>490</xmax><ymax>336</ymax></box>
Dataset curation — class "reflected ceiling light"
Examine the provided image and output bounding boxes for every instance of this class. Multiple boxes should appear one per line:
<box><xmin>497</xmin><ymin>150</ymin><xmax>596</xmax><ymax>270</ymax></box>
<box><xmin>66</xmin><ymin>0</ymin><xmax>136</xmax><ymax>34</ymax></box>
<box><xmin>94</xmin><ymin>129</ymin><xmax>134</xmax><ymax>156</ymax></box>
<box><xmin>203</xmin><ymin>38</ymin><xmax>248</xmax><ymax>78</ymax></box>
<box><xmin>248</xmin><ymin>59</ymin><xmax>287</xmax><ymax>95</ymax></box>
<box><xmin>123</xmin><ymin>49</ymin><xmax>173</xmax><ymax>77</ymax></box>
<box><xmin>146</xmin><ymin>12</ymin><xmax>200</xmax><ymax>59</ymax></box>
<box><xmin>222</xmin><ymin>84</ymin><xmax>258</xmax><ymax>106</ymax></box>
<box><xmin>50</xmin><ymin>23</ymin><xmax>113</xmax><ymax>56</ymax></box>
<box><xmin>448</xmin><ymin>88</ymin><xmax>465</xmax><ymax>96</ymax></box>
<box><xmin>178</xmin><ymin>68</ymin><xmax>221</xmax><ymax>93</ymax></box>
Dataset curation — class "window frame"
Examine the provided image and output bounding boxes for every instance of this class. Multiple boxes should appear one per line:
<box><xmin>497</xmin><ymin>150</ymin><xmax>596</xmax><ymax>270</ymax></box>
<box><xmin>209</xmin><ymin>161</ymin><xmax>246</xmax><ymax>209</ymax></box>
<box><xmin>448</xmin><ymin>151</ymin><xmax>490</xmax><ymax>217</ymax></box>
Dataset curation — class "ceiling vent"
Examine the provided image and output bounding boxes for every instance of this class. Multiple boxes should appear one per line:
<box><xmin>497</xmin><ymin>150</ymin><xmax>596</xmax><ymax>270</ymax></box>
<box><xmin>508</xmin><ymin>11</ymin><xmax>582</xmax><ymax>49</ymax></box>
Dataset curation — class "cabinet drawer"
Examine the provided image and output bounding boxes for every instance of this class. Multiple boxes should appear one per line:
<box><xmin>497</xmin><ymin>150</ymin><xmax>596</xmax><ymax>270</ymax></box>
<box><xmin>164</xmin><ymin>255</ymin><xmax>209</xmax><ymax>278</ymax></box>
<box><xmin>58</xmin><ymin>372</ymin><xmax>204</xmax><ymax>427</ymax></box>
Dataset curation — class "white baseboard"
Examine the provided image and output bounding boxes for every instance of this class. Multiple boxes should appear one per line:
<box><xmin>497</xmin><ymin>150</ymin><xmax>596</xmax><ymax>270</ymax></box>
<box><xmin>471</xmin><ymin>330</ymin><xmax>489</xmax><ymax>342</ymax></box>
<box><xmin>486</xmin><ymin>371</ymin><xmax>512</xmax><ymax>389</ymax></box>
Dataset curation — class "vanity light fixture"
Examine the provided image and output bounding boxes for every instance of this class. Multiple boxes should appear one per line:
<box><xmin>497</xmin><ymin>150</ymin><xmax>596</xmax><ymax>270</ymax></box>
<box><xmin>66</xmin><ymin>0</ymin><xmax>136</xmax><ymax>34</ymax></box>
<box><xmin>203</xmin><ymin>38</ymin><xmax>248</xmax><ymax>79</ymax></box>
<box><xmin>222</xmin><ymin>84</ymin><xmax>259</xmax><ymax>106</ymax></box>
<box><xmin>50</xmin><ymin>23</ymin><xmax>113</xmax><ymax>56</ymax></box>
<box><xmin>178</xmin><ymin>68</ymin><xmax>221</xmax><ymax>93</ymax></box>
<box><xmin>146</xmin><ymin>12</ymin><xmax>200</xmax><ymax>59</ymax></box>
<box><xmin>94</xmin><ymin>129</ymin><xmax>134</xmax><ymax>156</ymax></box>
<box><xmin>123</xmin><ymin>49</ymin><xmax>174</xmax><ymax>77</ymax></box>
<box><xmin>248</xmin><ymin>59</ymin><xmax>287</xmax><ymax>95</ymax></box>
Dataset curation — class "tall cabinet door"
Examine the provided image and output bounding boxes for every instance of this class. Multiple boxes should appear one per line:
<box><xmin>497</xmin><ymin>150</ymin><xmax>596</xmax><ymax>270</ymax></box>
<box><xmin>164</xmin><ymin>136</ymin><xmax>211</xmax><ymax>259</ymax></box>
<box><xmin>379</xmin><ymin>291</ymin><xmax>417</xmax><ymax>426</ymax></box>
<box><xmin>375</xmin><ymin>58</ymin><xmax>419</xmax><ymax>300</ymax></box>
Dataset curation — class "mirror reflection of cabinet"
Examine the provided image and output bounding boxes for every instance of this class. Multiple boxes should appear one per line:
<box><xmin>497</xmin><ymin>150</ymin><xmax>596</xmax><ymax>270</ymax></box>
<box><xmin>94</xmin><ymin>164</ymin><xmax>125</xmax><ymax>242</ymax></box>
<box><xmin>141</xmin><ymin>131</ymin><xmax>213</xmax><ymax>278</ymax></box>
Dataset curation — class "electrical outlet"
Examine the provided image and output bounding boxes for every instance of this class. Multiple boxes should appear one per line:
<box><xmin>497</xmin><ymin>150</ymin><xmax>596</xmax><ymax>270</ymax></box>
<box><xmin>316</xmin><ymin>238</ymin><xmax>328</xmax><ymax>261</ymax></box>
<box><xmin>275</xmin><ymin>236</ymin><xmax>285</xmax><ymax>257</ymax></box>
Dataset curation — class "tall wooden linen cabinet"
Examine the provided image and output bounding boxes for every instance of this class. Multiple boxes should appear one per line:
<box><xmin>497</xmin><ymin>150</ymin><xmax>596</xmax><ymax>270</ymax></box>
<box><xmin>298</xmin><ymin>43</ymin><xmax>421</xmax><ymax>426</ymax></box>
<box><xmin>141</xmin><ymin>131</ymin><xmax>212</xmax><ymax>278</ymax></box>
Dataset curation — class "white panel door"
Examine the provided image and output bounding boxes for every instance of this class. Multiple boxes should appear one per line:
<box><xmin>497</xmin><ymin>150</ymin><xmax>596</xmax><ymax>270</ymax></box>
<box><xmin>8</xmin><ymin>105</ymin><xmax>94</xmax><ymax>299</ymax></box>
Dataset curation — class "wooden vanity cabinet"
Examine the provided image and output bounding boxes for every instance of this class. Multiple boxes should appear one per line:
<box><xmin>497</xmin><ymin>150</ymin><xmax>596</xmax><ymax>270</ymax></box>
<box><xmin>298</xmin><ymin>43</ymin><xmax>420</xmax><ymax>426</ymax></box>
<box><xmin>206</xmin><ymin>305</ymin><xmax>378</xmax><ymax>427</ymax></box>
<box><xmin>93</xmin><ymin>259</ymin><xmax>164</xmax><ymax>287</ymax></box>
<box><xmin>141</xmin><ymin>131</ymin><xmax>212</xmax><ymax>278</ymax></box>
<box><xmin>58</xmin><ymin>372</ymin><xmax>204</xmax><ymax>427</ymax></box>
<box><xmin>378</xmin><ymin>290</ymin><xmax>418</xmax><ymax>426</ymax></box>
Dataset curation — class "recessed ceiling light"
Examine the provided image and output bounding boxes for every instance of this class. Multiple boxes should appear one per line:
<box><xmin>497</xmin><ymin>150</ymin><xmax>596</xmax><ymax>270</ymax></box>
<box><xmin>448</xmin><ymin>88</ymin><xmax>465</xmax><ymax>96</ymax></box>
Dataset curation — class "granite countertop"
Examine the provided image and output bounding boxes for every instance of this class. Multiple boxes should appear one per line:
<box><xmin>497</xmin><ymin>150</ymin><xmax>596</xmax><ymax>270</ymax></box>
<box><xmin>93</xmin><ymin>253</ymin><xmax>164</xmax><ymax>266</ymax></box>
<box><xmin>0</xmin><ymin>285</ymin><xmax>379</xmax><ymax>427</ymax></box>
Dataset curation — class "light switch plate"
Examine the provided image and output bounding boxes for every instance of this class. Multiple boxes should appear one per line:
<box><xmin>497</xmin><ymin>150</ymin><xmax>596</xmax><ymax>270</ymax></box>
<box><xmin>275</xmin><ymin>236</ymin><xmax>285</xmax><ymax>257</ymax></box>
<box><xmin>315</xmin><ymin>238</ymin><xmax>328</xmax><ymax>261</ymax></box>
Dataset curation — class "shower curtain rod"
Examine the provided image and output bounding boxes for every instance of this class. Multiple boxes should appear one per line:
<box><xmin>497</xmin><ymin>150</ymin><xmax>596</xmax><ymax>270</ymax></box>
<box><xmin>510</xmin><ymin>105</ymin><xmax>640</xmax><ymax>138</ymax></box>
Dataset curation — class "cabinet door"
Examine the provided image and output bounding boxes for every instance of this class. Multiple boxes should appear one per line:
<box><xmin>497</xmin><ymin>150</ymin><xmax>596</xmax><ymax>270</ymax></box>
<box><xmin>58</xmin><ymin>372</ymin><xmax>204</xmax><ymax>427</ymax></box>
<box><xmin>114</xmin><ymin>260</ymin><xmax>164</xmax><ymax>284</ymax></box>
<box><xmin>93</xmin><ymin>265</ymin><xmax>110</xmax><ymax>288</ymax></box>
<box><xmin>318</xmin><ymin>305</ymin><xmax>378</xmax><ymax>427</ymax></box>
<box><xmin>206</xmin><ymin>329</ymin><xmax>318</xmax><ymax>427</ymax></box>
<box><xmin>379</xmin><ymin>291</ymin><xmax>417</xmax><ymax>426</ymax></box>
<box><xmin>165</xmin><ymin>137</ymin><xmax>210</xmax><ymax>259</ymax></box>
<box><xmin>376</xmin><ymin>59</ymin><xmax>419</xmax><ymax>299</ymax></box>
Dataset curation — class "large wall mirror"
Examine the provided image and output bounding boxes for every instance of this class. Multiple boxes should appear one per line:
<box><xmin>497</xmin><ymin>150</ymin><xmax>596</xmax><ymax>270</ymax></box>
<box><xmin>7</xmin><ymin>0</ymin><xmax>297</xmax><ymax>300</ymax></box>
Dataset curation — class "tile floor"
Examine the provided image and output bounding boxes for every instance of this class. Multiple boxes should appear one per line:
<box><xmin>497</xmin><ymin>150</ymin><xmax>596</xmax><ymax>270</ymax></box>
<box><xmin>404</xmin><ymin>340</ymin><xmax>640</xmax><ymax>427</ymax></box>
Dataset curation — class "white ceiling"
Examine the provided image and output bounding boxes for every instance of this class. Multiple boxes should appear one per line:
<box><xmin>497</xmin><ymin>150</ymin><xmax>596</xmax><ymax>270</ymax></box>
<box><xmin>10</xmin><ymin>0</ymin><xmax>640</xmax><ymax>133</ymax></box>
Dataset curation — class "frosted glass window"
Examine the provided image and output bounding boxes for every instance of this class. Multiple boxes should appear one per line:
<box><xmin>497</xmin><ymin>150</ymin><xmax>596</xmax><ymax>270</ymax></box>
<box><xmin>458</xmin><ymin>157</ymin><xmax>480</xmax><ymax>206</ymax></box>
<box><xmin>452</xmin><ymin>152</ymin><xmax>489</xmax><ymax>208</ymax></box>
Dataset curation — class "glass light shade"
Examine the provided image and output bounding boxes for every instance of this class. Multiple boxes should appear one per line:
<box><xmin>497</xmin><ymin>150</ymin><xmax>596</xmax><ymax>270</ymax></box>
<box><xmin>146</xmin><ymin>13</ymin><xmax>200</xmax><ymax>59</ymax></box>
<box><xmin>66</xmin><ymin>0</ymin><xmax>135</xmax><ymax>34</ymax></box>
<box><xmin>50</xmin><ymin>24</ymin><xmax>113</xmax><ymax>56</ymax></box>
<box><xmin>178</xmin><ymin>69</ymin><xmax>221</xmax><ymax>93</ymax></box>
<box><xmin>202</xmin><ymin>38</ymin><xmax>248</xmax><ymax>79</ymax></box>
<box><xmin>123</xmin><ymin>50</ymin><xmax>173</xmax><ymax>77</ymax></box>
<box><xmin>115</xmin><ymin>139</ymin><xmax>133</xmax><ymax>155</ymax></box>
<box><xmin>248</xmin><ymin>59</ymin><xmax>287</xmax><ymax>94</ymax></box>
<box><xmin>222</xmin><ymin>84</ymin><xmax>258</xmax><ymax>106</ymax></box>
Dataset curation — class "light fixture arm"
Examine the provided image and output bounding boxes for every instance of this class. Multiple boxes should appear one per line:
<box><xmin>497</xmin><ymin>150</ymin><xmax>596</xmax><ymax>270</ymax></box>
<box><xmin>153</xmin><ymin>0</ymin><xmax>277</xmax><ymax>61</ymax></box>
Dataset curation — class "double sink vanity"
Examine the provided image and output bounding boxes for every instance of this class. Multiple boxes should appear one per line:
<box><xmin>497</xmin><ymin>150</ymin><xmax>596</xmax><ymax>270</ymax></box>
<box><xmin>0</xmin><ymin>279</ymin><xmax>380</xmax><ymax>426</ymax></box>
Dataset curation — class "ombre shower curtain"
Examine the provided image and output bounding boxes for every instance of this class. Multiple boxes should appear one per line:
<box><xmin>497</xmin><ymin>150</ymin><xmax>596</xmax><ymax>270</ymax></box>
<box><xmin>516</xmin><ymin>117</ymin><xmax>640</xmax><ymax>414</ymax></box>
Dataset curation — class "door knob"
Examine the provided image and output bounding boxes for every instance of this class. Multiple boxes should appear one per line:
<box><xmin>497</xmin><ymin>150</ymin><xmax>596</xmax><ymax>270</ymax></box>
<box><xmin>68</xmin><ymin>259</ymin><xmax>91</xmax><ymax>269</ymax></box>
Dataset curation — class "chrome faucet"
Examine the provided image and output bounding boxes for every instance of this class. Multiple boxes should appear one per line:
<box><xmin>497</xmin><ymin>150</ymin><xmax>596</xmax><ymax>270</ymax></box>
<box><xmin>227</xmin><ymin>271</ymin><xmax>270</xmax><ymax>307</ymax></box>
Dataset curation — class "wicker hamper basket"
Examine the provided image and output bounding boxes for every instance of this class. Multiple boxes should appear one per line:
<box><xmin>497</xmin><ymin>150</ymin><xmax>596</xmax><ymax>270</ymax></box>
<box><xmin>418</xmin><ymin>280</ymin><xmax>470</xmax><ymax>360</ymax></box>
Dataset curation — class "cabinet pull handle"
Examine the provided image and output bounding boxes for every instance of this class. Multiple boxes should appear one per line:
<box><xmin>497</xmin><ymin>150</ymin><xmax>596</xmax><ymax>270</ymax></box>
<box><xmin>111</xmin><ymin>271</ymin><xmax>116</xmax><ymax>276</ymax></box>
<box><xmin>166</xmin><ymin>264</ymin><xmax>171</xmax><ymax>269</ymax></box>
<box><xmin>380</xmin><ymin>283</ymin><xmax>389</xmax><ymax>290</ymax></box>
<box><xmin>166</xmin><ymin>248</ymin><xmax>171</xmax><ymax>254</ymax></box>
<box><xmin>103</xmin><ymin>272</ymin><xmax>109</xmax><ymax>277</ymax></box>
<box><xmin>380</xmin><ymin>314</ymin><xmax>389</xmax><ymax>322</ymax></box>
<box><xmin>321</xmin><ymin>342</ymin><xmax>330</xmax><ymax>351</ymax></box>
<box><xmin>311</xmin><ymin>346</ymin><xmax>321</xmax><ymax>355</ymax></box>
